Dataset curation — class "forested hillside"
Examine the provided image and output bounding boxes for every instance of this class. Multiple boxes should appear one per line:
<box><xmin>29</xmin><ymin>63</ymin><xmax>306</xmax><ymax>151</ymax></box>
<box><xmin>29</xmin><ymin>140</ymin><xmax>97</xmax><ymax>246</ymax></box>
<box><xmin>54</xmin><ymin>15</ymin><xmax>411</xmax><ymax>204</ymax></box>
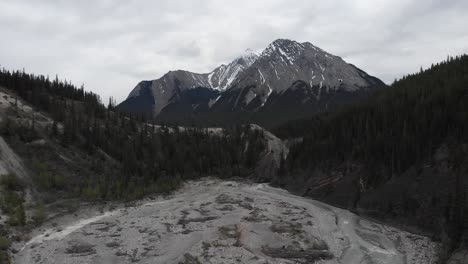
<box><xmin>0</xmin><ymin>68</ymin><xmax>273</xmax><ymax>263</ymax></box>
<box><xmin>0</xmin><ymin>68</ymin><xmax>267</xmax><ymax>201</ymax></box>
<box><xmin>275</xmin><ymin>55</ymin><xmax>468</xmax><ymax>260</ymax></box>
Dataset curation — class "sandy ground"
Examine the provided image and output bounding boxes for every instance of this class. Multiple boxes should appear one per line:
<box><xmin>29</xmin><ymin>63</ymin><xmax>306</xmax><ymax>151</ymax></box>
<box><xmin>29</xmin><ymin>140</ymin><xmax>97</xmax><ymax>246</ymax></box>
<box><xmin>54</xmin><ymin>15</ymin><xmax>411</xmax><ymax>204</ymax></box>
<box><xmin>13</xmin><ymin>179</ymin><xmax>438</xmax><ymax>264</ymax></box>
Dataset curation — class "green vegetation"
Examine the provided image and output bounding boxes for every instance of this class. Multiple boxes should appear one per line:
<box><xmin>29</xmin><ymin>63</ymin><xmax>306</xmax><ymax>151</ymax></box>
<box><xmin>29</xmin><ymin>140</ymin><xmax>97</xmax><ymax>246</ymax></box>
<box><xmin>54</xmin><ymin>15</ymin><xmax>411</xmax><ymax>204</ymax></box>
<box><xmin>279</xmin><ymin>55</ymin><xmax>468</xmax><ymax>179</ymax></box>
<box><xmin>179</xmin><ymin>253</ymin><xmax>202</xmax><ymax>264</ymax></box>
<box><xmin>0</xmin><ymin>235</ymin><xmax>10</xmax><ymax>264</ymax></box>
<box><xmin>0</xmin><ymin>173</ymin><xmax>22</xmax><ymax>262</ymax></box>
<box><xmin>0</xmin><ymin>236</ymin><xmax>10</xmax><ymax>251</ymax></box>
<box><xmin>0</xmin><ymin>116</ymin><xmax>39</xmax><ymax>144</ymax></box>
<box><xmin>31</xmin><ymin>161</ymin><xmax>65</xmax><ymax>191</ymax></box>
<box><xmin>0</xmin><ymin>173</ymin><xmax>24</xmax><ymax>192</ymax></box>
<box><xmin>32</xmin><ymin>201</ymin><xmax>46</xmax><ymax>225</ymax></box>
<box><xmin>0</xmin><ymin>67</ymin><xmax>266</xmax><ymax>202</ymax></box>
<box><xmin>0</xmin><ymin>173</ymin><xmax>26</xmax><ymax>227</ymax></box>
<box><xmin>276</xmin><ymin>55</ymin><xmax>468</xmax><ymax>259</ymax></box>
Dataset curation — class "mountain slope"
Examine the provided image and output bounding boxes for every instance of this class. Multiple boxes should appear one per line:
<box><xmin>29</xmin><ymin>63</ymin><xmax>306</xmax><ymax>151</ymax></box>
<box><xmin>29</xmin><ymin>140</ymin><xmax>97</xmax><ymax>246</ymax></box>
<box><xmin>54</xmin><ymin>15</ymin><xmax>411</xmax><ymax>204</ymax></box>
<box><xmin>117</xmin><ymin>50</ymin><xmax>259</xmax><ymax>117</ymax></box>
<box><xmin>215</xmin><ymin>39</ymin><xmax>383</xmax><ymax>110</ymax></box>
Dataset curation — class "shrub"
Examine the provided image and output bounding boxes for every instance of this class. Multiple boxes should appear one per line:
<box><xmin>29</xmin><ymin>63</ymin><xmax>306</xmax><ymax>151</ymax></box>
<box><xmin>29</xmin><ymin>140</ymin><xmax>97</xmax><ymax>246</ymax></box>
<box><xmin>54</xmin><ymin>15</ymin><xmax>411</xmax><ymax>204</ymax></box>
<box><xmin>1</xmin><ymin>191</ymin><xmax>22</xmax><ymax>214</ymax></box>
<box><xmin>82</xmin><ymin>186</ymin><xmax>99</xmax><ymax>200</ymax></box>
<box><xmin>32</xmin><ymin>201</ymin><xmax>46</xmax><ymax>225</ymax></box>
<box><xmin>0</xmin><ymin>236</ymin><xmax>10</xmax><ymax>250</ymax></box>
<box><xmin>0</xmin><ymin>116</ymin><xmax>38</xmax><ymax>142</ymax></box>
<box><xmin>1</xmin><ymin>191</ymin><xmax>25</xmax><ymax>226</ymax></box>
<box><xmin>0</xmin><ymin>173</ymin><xmax>24</xmax><ymax>191</ymax></box>
<box><xmin>7</xmin><ymin>203</ymin><xmax>25</xmax><ymax>226</ymax></box>
<box><xmin>31</xmin><ymin>161</ymin><xmax>65</xmax><ymax>191</ymax></box>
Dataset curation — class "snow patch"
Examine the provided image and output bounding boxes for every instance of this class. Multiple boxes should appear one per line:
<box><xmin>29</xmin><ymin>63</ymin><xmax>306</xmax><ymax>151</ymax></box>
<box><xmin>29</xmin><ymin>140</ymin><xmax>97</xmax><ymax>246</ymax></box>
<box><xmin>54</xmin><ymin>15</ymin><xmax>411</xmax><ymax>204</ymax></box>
<box><xmin>274</xmin><ymin>67</ymin><xmax>280</xmax><ymax>80</ymax></box>
<box><xmin>258</xmin><ymin>69</ymin><xmax>266</xmax><ymax>84</ymax></box>
<box><xmin>277</xmin><ymin>47</ymin><xmax>294</xmax><ymax>62</ymax></box>
<box><xmin>319</xmin><ymin>65</ymin><xmax>325</xmax><ymax>72</ymax></box>
<box><xmin>207</xmin><ymin>71</ymin><xmax>215</xmax><ymax>88</ymax></box>
<box><xmin>260</xmin><ymin>85</ymin><xmax>273</xmax><ymax>108</ymax></box>
<box><xmin>208</xmin><ymin>95</ymin><xmax>222</xmax><ymax>108</ymax></box>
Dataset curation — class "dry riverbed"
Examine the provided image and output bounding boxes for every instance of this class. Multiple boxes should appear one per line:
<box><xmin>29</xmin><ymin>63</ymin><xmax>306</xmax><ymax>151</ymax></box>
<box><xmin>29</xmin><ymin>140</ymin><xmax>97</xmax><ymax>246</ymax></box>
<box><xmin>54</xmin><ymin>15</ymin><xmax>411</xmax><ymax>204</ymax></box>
<box><xmin>13</xmin><ymin>179</ymin><xmax>439</xmax><ymax>264</ymax></box>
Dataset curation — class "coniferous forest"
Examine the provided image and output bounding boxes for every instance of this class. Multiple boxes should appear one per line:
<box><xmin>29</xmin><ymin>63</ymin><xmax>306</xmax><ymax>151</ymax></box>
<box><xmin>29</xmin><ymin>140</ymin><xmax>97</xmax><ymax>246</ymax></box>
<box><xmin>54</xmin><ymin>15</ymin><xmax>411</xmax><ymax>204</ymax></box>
<box><xmin>275</xmin><ymin>55</ymin><xmax>468</xmax><ymax>258</ymax></box>
<box><xmin>0</xmin><ymin>68</ymin><xmax>266</xmax><ymax>201</ymax></box>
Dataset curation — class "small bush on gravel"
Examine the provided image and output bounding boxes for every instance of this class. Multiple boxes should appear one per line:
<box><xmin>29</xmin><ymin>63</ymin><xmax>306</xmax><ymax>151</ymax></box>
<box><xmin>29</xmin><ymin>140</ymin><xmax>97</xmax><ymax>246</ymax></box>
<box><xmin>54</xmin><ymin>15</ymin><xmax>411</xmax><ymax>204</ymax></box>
<box><xmin>178</xmin><ymin>253</ymin><xmax>201</xmax><ymax>264</ymax></box>
<box><xmin>0</xmin><ymin>173</ymin><xmax>24</xmax><ymax>191</ymax></box>
<box><xmin>0</xmin><ymin>235</ymin><xmax>10</xmax><ymax>264</ymax></box>
<box><xmin>0</xmin><ymin>236</ymin><xmax>10</xmax><ymax>250</ymax></box>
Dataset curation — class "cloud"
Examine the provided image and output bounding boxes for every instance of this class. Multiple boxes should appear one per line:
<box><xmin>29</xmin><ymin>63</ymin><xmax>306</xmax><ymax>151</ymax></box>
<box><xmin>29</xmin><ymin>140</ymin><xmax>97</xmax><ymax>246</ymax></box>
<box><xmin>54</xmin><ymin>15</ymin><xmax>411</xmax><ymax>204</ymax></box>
<box><xmin>174</xmin><ymin>40</ymin><xmax>201</xmax><ymax>58</ymax></box>
<box><xmin>0</xmin><ymin>0</ymin><xmax>467</xmax><ymax>103</ymax></box>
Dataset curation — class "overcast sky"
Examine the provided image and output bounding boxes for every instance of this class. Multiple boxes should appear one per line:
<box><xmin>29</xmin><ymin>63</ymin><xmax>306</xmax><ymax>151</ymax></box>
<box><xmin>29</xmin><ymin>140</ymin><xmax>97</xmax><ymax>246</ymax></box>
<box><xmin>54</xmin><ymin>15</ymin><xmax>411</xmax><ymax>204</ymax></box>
<box><xmin>0</xmin><ymin>0</ymin><xmax>467</xmax><ymax>103</ymax></box>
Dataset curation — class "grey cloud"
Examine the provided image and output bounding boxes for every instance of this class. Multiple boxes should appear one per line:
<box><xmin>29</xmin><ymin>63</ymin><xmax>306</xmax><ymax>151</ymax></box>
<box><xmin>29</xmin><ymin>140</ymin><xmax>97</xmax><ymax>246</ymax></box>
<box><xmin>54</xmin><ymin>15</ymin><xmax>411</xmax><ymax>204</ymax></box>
<box><xmin>174</xmin><ymin>40</ymin><xmax>201</xmax><ymax>58</ymax></box>
<box><xmin>0</xmin><ymin>0</ymin><xmax>467</xmax><ymax>103</ymax></box>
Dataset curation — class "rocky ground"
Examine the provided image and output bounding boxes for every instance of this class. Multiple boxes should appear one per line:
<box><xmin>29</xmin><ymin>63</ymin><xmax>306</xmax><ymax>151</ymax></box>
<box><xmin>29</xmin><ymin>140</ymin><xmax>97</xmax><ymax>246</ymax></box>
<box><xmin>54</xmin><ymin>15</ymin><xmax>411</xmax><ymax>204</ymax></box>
<box><xmin>12</xmin><ymin>179</ymin><xmax>438</xmax><ymax>264</ymax></box>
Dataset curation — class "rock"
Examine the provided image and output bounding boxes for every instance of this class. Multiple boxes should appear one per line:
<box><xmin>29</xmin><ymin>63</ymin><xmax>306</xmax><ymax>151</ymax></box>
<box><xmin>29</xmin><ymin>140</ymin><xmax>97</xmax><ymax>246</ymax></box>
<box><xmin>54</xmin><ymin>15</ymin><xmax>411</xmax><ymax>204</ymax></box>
<box><xmin>65</xmin><ymin>240</ymin><xmax>96</xmax><ymax>256</ymax></box>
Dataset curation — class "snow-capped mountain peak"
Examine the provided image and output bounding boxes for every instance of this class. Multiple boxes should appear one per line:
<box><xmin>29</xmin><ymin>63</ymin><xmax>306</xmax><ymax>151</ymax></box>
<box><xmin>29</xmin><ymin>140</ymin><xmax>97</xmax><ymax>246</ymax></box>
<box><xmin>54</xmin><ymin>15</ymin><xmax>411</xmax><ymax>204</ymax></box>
<box><xmin>245</xmin><ymin>48</ymin><xmax>258</xmax><ymax>54</ymax></box>
<box><xmin>208</xmin><ymin>49</ymin><xmax>259</xmax><ymax>91</ymax></box>
<box><xmin>243</xmin><ymin>48</ymin><xmax>260</xmax><ymax>61</ymax></box>
<box><xmin>224</xmin><ymin>38</ymin><xmax>385</xmax><ymax>109</ymax></box>
<box><xmin>229</xmin><ymin>48</ymin><xmax>259</xmax><ymax>67</ymax></box>
<box><xmin>261</xmin><ymin>39</ymin><xmax>306</xmax><ymax>63</ymax></box>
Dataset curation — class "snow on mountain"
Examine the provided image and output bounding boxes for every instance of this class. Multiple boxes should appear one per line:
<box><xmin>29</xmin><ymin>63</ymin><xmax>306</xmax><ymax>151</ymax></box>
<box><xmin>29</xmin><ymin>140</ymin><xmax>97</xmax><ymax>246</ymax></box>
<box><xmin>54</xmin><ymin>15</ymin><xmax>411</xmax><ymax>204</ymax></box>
<box><xmin>123</xmin><ymin>49</ymin><xmax>259</xmax><ymax>115</ymax></box>
<box><xmin>119</xmin><ymin>38</ymin><xmax>385</xmax><ymax>123</ymax></box>
<box><xmin>208</xmin><ymin>49</ymin><xmax>259</xmax><ymax>91</ymax></box>
<box><xmin>224</xmin><ymin>39</ymin><xmax>383</xmax><ymax>109</ymax></box>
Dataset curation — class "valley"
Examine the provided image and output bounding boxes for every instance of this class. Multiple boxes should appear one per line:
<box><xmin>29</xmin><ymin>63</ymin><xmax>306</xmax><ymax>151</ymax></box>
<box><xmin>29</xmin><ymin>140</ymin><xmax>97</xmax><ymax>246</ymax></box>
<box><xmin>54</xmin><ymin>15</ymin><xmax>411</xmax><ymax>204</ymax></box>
<box><xmin>0</xmin><ymin>39</ymin><xmax>466</xmax><ymax>263</ymax></box>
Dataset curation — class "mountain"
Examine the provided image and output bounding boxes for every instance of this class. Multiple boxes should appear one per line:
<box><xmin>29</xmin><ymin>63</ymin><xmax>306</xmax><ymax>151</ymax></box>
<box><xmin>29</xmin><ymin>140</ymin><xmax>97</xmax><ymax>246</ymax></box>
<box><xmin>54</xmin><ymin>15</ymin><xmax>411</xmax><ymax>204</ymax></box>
<box><xmin>208</xmin><ymin>49</ymin><xmax>259</xmax><ymax>91</ymax></box>
<box><xmin>117</xmin><ymin>49</ymin><xmax>259</xmax><ymax>117</ymax></box>
<box><xmin>117</xmin><ymin>39</ymin><xmax>386</xmax><ymax>127</ymax></box>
